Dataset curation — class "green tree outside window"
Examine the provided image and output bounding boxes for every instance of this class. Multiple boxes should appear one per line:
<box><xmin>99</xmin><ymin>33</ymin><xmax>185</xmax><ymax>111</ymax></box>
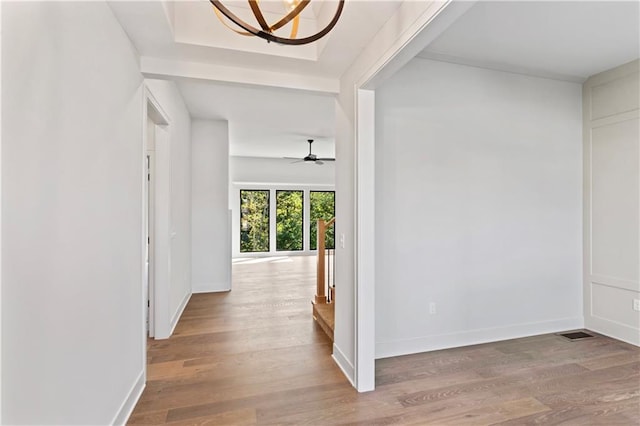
<box><xmin>310</xmin><ymin>191</ymin><xmax>335</xmax><ymax>250</ymax></box>
<box><xmin>276</xmin><ymin>190</ymin><xmax>303</xmax><ymax>251</ymax></box>
<box><xmin>240</xmin><ymin>190</ymin><xmax>270</xmax><ymax>252</ymax></box>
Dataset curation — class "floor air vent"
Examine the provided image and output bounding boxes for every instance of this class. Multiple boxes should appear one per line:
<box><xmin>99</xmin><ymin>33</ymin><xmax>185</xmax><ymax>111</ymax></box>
<box><xmin>559</xmin><ymin>331</ymin><xmax>594</xmax><ymax>340</ymax></box>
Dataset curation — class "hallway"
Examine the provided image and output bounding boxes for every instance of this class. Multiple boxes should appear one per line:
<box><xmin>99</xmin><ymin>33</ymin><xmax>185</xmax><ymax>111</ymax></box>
<box><xmin>128</xmin><ymin>255</ymin><xmax>350</xmax><ymax>424</ymax></box>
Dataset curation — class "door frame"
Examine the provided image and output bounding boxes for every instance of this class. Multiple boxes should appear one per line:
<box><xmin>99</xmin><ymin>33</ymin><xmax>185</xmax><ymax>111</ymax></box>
<box><xmin>142</xmin><ymin>86</ymin><xmax>171</xmax><ymax>371</ymax></box>
<box><xmin>0</xmin><ymin>2</ymin><xmax>4</xmax><ymax>420</ymax></box>
<box><xmin>351</xmin><ymin>0</ymin><xmax>476</xmax><ymax>391</ymax></box>
<box><xmin>146</xmin><ymin>150</ymin><xmax>155</xmax><ymax>338</ymax></box>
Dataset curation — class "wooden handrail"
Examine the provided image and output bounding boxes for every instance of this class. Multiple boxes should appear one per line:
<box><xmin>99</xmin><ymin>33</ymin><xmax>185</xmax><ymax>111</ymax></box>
<box><xmin>314</xmin><ymin>218</ymin><xmax>335</xmax><ymax>304</ymax></box>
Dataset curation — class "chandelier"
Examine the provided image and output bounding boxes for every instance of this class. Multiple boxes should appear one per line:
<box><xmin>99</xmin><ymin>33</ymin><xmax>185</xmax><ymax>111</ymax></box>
<box><xmin>210</xmin><ymin>0</ymin><xmax>345</xmax><ymax>45</ymax></box>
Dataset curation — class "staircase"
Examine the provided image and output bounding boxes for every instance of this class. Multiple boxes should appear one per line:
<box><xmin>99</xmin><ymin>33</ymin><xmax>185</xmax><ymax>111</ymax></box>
<box><xmin>312</xmin><ymin>302</ymin><xmax>334</xmax><ymax>341</ymax></box>
<box><xmin>312</xmin><ymin>217</ymin><xmax>335</xmax><ymax>341</ymax></box>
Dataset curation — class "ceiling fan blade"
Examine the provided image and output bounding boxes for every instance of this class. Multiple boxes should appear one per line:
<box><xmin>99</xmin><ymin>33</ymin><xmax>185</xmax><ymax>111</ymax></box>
<box><xmin>283</xmin><ymin>157</ymin><xmax>300</xmax><ymax>160</ymax></box>
<box><xmin>315</xmin><ymin>160</ymin><xmax>324</xmax><ymax>165</ymax></box>
<box><xmin>316</xmin><ymin>158</ymin><xmax>335</xmax><ymax>161</ymax></box>
<box><xmin>289</xmin><ymin>159</ymin><xmax>305</xmax><ymax>163</ymax></box>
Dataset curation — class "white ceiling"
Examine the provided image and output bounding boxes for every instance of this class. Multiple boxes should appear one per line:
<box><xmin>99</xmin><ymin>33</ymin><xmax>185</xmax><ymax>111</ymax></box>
<box><xmin>419</xmin><ymin>1</ymin><xmax>640</xmax><ymax>82</ymax></box>
<box><xmin>178</xmin><ymin>80</ymin><xmax>336</xmax><ymax>158</ymax></box>
<box><xmin>109</xmin><ymin>1</ymin><xmax>403</xmax><ymax>158</ymax></box>
<box><xmin>110</xmin><ymin>1</ymin><xmax>640</xmax><ymax>159</ymax></box>
<box><xmin>110</xmin><ymin>1</ymin><xmax>402</xmax><ymax>79</ymax></box>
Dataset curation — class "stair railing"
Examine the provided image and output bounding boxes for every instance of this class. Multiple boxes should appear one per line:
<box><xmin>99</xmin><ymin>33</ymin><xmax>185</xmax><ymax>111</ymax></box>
<box><xmin>315</xmin><ymin>217</ymin><xmax>335</xmax><ymax>304</ymax></box>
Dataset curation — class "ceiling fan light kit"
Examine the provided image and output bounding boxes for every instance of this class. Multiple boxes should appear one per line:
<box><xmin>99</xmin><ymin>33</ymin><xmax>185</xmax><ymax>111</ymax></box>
<box><xmin>210</xmin><ymin>0</ymin><xmax>345</xmax><ymax>45</ymax></box>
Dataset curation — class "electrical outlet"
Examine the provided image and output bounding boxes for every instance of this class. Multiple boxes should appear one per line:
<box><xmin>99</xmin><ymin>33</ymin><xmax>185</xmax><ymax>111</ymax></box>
<box><xmin>633</xmin><ymin>299</ymin><xmax>640</xmax><ymax>312</ymax></box>
<box><xmin>429</xmin><ymin>302</ymin><xmax>437</xmax><ymax>315</ymax></box>
<box><xmin>339</xmin><ymin>233</ymin><xmax>345</xmax><ymax>249</ymax></box>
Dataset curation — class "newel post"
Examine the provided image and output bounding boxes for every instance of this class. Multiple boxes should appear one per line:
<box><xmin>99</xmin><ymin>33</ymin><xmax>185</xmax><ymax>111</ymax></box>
<box><xmin>315</xmin><ymin>219</ymin><xmax>327</xmax><ymax>304</ymax></box>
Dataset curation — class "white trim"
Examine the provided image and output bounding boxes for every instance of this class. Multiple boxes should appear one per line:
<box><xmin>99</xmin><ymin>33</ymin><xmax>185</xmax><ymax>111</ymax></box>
<box><xmin>233</xmin><ymin>182</ymin><xmax>335</xmax><ymax>189</ymax></box>
<box><xmin>152</xmin><ymin>124</ymin><xmax>172</xmax><ymax>339</ymax></box>
<box><xmin>146</xmin><ymin>149</ymin><xmax>156</xmax><ymax>339</ymax></box>
<box><xmin>170</xmin><ymin>291</ymin><xmax>192</xmax><ymax>335</ymax></box>
<box><xmin>192</xmin><ymin>283</ymin><xmax>231</xmax><ymax>293</ymax></box>
<box><xmin>586</xmin><ymin>316</ymin><xmax>640</xmax><ymax>347</ymax></box>
<box><xmin>233</xmin><ymin>251</ymin><xmax>318</xmax><ymax>259</ymax></box>
<box><xmin>356</xmin><ymin>1</ymin><xmax>475</xmax><ymax>90</ymax></box>
<box><xmin>145</xmin><ymin>86</ymin><xmax>171</xmax><ymax>127</ymax></box>
<box><xmin>355</xmin><ymin>89</ymin><xmax>375</xmax><ymax>392</ymax></box>
<box><xmin>590</xmin><ymin>109</ymin><xmax>639</xmax><ymax>129</ymax></box>
<box><xmin>227</xmin><ymin>208</ymin><xmax>232</xmax><ymax>289</ymax></box>
<box><xmin>140</xmin><ymin>56</ymin><xmax>339</xmax><ymax>95</ymax></box>
<box><xmin>111</xmin><ymin>370</ymin><xmax>146</xmax><ymax>426</ymax></box>
<box><xmin>376</xmin><ymin>317</ymin><xmax>585</xmax><ymax>359</ymax></box>
<box><xmin>140</xmin><ymin>89</ymin><xmax>150</xmax><ymax>384</ymax></box>
<box><xmin>0</xmin><ymin>2</ymin><xmax>3</xmax><ymax>421</ymax></box>
<box><xmin>585</xmin><ymin>58</ymin><xmax>640</xmax><ymax>87</ymax></box>
<box><xmin>143</xmin><ymin>85</ymin><xmax>172</xmax><ymax>342</ymax></box>
<box><xmin>590</xmin><ymin>275</ymin><xmax>640</xmax><ymax>293</ymax></box>
<box><xmin>269</xmin><ymin>189</ymin><xmax>277</xmax><ymax>253</ymax></box>
<box><xmin>415</xmin><ymin>50</ymin><xmax>586</xmax><ymax>84</ymax></box>
<box><xmin>332</xmin><ymin>343</ymin><xmax>355</xmax><ymax>387</ymax></box>
<box><xmin>582</xmin><ymin>59</ymin><xmax>640</xmax><ymax>349</ymax></box>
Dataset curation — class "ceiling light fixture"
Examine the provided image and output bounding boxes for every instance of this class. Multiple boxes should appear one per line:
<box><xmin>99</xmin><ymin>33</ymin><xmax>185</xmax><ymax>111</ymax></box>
<box><xmin>210</xmin><ymin>0</ymin><xmax>345</xmax><ymax>45</ymax></box>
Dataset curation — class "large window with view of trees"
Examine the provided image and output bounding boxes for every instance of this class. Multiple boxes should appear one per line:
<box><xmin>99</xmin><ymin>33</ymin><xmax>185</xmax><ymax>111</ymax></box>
<box><xmin>276</xmin><ymin>190</ymin><xmax>303</xmax><ymax>251</ymax></box>
<box><xmin>240</xmin><ymin>190</ymin><xmax>270</xmax><ymax>252</ymax></box>
<box><xmin>310</xmin><ymin>191</ymin><xmax>335</xmax><ymax>250</ymax></box>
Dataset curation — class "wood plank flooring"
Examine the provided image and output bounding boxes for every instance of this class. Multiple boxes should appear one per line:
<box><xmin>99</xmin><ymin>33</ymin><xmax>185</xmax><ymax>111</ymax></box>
<box><xmin>129</xmin><ymin>256</ymin><xmax>640</xmax><ymax>425</ymax></box>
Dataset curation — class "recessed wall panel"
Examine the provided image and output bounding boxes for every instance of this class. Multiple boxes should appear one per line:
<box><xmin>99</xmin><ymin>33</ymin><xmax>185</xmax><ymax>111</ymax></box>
<box><xmin>592</xmin><ymin>282</ymin><xmax>640</xmax><ymax>329</ymax></box>
<box><xmin>591</xmin><ymin>118</ymin><xmax>640</xmax><ymax>282</ymax></box>
<box><xmin>591</xmin><ymin>74</ymin><xmax>640</xmax><ymax>120</ymax></box>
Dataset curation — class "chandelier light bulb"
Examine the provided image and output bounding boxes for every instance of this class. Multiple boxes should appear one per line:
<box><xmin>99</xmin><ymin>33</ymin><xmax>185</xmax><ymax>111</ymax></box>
<box><xmin>210</xmin><ymin>0</ymin><xmax>345</xmax><ymax>45</ymax></box>
<box><xmin>283</xmin><ymin>0</ymin><xmax>299</xmax><ymax>12</ymax></box>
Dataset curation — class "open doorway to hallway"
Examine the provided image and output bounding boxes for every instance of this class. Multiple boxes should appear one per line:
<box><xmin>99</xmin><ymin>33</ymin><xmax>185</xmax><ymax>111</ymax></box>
<box><xmin>234</xmin><ymin>187</ymin><xmax>337</xmax><ymax>340</ymax></box>
<box><xmin>201</xmin><ymin>81</ymin><xmax>338</xmax><ymax>347</ymax></box>
<box><xmin>128</xmin><ymin>255</ymin><xmax>349</xmax><ymax>425</ymax></box>
<box><xmin>144</xmin><ymin>92</ymin><xmax>171</xmax><ymax>340</ymax></box>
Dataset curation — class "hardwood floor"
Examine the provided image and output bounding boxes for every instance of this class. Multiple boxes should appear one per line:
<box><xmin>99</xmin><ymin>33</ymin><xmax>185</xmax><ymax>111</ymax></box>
<box><xmin>129</xmin><ymin>256</ymin><xmax>640</xmax><ymax>425</ymax></box>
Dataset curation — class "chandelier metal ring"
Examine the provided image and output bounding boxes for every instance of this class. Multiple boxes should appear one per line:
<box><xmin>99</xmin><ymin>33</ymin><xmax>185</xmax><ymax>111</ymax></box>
<box><xmin>210</xmin><ymin>0</ymin><xmax>345</xmax><ymax>45</ymax></box>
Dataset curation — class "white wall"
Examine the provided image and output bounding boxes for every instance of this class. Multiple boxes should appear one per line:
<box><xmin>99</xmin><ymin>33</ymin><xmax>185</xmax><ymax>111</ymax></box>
<box><xmin>145</xmin><ymin>79</ymin><xmax>193</xmax><ymax>336</ymax></box>
<box><xmin>374</xmin><ymin>58</ymin><xmax>584</xmax><ymax>358</ymax></box>
<box><xmin>230</xmin><ymin>156</ymin><xmax>335</xmax><ymax>185</ymax></box>
<box><xmin>333</xmin><ymin>0</ymin><xmax>458</xmax><ymax>388</ymax></box>
<box><xmin>583</xmin><ymin>59</ymin><xmax>640</xmax><ymax>346</ymax></box>
<box><xmin>191</xmin><ymin>120</ymin><xmax>231</xmax><ymax>293</ymax></box>
<box><xmin>2</xmin><ymin>2</ymin><xmax>145</xmax><ymax>423</ymax></box>
<box><xmin>230</xmin><ymin>157</ymin><xmax>334</xmax><ymax>258</ymax></box>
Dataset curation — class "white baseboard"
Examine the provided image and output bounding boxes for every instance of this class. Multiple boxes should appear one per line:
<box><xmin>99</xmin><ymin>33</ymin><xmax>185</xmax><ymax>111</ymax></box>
<box><xmin>376</xmin><ymin>316</ymin><xmax>584</xmax><ymax>359</ymax></box>
<box><xmin>111</xmin><ymin>370</ymin><xmax>145</xmax><ymax>426</ymax></box>
<box><xmin>169</xmin><ymin>291</ymin><xmax>191</xmax><ymax>336</ymax></box>
<box><xmin>332</xmin><ymin>343</ymin><xmax>355</xmax><ymax>388</ymax></box>
<box><xmin>586</xmin><ymin>316</ymin><xmax>640</xmax><ymax>347</ymax></box>
<box><xmin>192</xmin><ymin>281</ymin><xmax>231</xmax><ymax>293</ymax></box>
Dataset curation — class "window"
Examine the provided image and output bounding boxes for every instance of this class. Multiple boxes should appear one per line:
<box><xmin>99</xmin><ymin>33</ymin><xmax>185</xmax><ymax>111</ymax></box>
<box><xmin>240</xmin><ymin>190</ymin><xmax>270</xmax><ymax>252</ymax></box>
<box><xmin>310</xmin><ymin>191</ymin><xmax>335</xmax><ymax>250</ymax></box>
<box><xmin>276</xmin><ymin>190</ymin><xmax>304</xmax><ymax>251</ymax></box>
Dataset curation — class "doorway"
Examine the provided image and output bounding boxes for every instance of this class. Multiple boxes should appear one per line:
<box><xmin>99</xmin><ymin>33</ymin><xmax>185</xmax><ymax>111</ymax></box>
<box><xmin>145</xmin><ymin>148</ymin><xmax>155</xmax><ymax>337</ymax></box>
<box><xmin>143</xmin><ymin>89</ymin><xmax>170</xmax><ymax>342</ymax></box>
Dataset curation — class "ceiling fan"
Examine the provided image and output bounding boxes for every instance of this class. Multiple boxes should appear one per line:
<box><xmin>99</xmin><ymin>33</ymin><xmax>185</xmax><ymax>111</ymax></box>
<box><xmin>285</xmin><ymin>139</ymin><xmax>335</xmax><ymax>165</ymax></box>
